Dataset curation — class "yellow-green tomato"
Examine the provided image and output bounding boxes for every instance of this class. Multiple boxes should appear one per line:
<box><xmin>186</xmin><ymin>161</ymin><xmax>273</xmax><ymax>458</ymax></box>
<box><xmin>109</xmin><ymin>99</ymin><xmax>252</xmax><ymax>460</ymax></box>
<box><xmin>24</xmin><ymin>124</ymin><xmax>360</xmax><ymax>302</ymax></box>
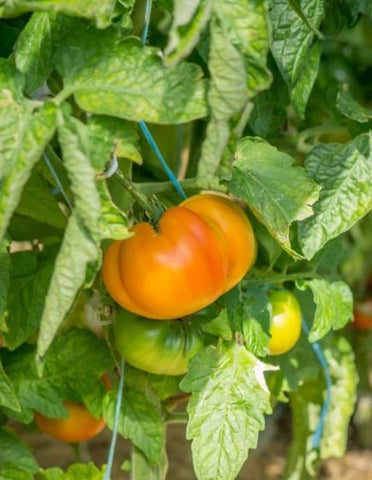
<box><xmin>267</xmin><ymin>290</ymin><xmax>302</xmax><ymax>356</ymax></box>
<box><xmin>114</xmin><ymin>309</ymin><xmax>208</xmax><ymax>376</ymax></box>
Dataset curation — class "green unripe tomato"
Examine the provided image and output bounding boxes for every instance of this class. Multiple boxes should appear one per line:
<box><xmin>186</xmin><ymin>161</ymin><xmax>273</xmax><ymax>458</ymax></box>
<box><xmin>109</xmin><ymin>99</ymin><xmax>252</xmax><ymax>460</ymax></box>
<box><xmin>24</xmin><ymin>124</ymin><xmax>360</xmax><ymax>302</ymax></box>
<box><xmin>267</xmin><ymin>290</ymin><xmax>302</xmax><ymax>356</ymax></box>
<box><xmin>114</xmin><ymin>309</ymin><xmax>208</xmax><ymax>375</ymax></box>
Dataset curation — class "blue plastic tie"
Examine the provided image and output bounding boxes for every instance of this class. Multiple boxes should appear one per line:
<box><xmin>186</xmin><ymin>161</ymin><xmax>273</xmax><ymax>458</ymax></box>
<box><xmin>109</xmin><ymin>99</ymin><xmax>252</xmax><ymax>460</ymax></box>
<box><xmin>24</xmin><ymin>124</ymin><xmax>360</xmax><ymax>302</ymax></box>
<box><xmin>43</xmin><ymin>153</ymin><xmax>73</xmax><ymax>211</ymax></box>
<box><xmin>302</xmin><ymin>319</ymin><xmax>332</xmax><ymax>449</ymax></box>
<box><xmin>139</xmin><ymin>121</ymin><xmax>187</xmax><ymax>199</ymax></box>
<box><xmin>139</xmin><ymin>0</ymin><xmax>187</xmax><ymax>201</ymax></box>
<box><xmin>103</xmin><ymin>359</ymin><xmax>125</xmax><ymax>480</ymax></box>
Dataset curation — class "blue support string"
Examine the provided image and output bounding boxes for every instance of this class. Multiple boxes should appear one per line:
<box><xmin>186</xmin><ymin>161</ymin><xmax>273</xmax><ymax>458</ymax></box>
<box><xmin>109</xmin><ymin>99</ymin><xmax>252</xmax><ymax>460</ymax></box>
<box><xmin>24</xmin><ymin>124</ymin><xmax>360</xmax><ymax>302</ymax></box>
<box><xmin>139</xmin><ymin>121</ymin><xmax>187</xmax><ymax>199</ymax></box>
<box><xmin>103</xmin><ymin>359</ymin><xmax>125</xmax><ymax>480</ymax></box>
<box><xmin>139</xmin><ymin>0</ymin><xmax>187</xmax><ymax>201</ymax></box>
<box><xmin>302</xmin><ymin>319</ymin><xmax>332</xmax><ymax>449</ymax></box>
<box><xmin>141</xmin><ymin>0</ymin><xmax>153</xmax><ymax>45</ymax></box>
<box><xmin>43</xmin><ymin>153</ymin><xmax>73</xmax><ymax>211</ymax></box>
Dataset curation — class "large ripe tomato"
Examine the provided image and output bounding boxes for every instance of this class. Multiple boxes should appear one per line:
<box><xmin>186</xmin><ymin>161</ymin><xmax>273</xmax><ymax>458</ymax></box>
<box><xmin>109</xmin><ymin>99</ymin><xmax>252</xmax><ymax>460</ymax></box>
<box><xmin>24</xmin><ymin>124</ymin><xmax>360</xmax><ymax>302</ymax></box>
<box><xmin>34</xmin><ymin>401</ymin><xmax>106</xmax><ymax>443</ymax></box>
<box><xmin>114</xmin><ymin>308</ymin><xmax>209</xmax><ymax>375</ymax></box>
<box><xmin>352</xmin><ymin>299</ymin><xmax>372</xmax><ymax>330</ymax></box>
<box><xmin>102</xmin><ymin>193</ymin><xmax>256</xmax><ymax>319</ymax></box>
<box><xmin>267</xmin><ymin>290</ymin><xmax>302</xmax><ymax>356</ymax></box>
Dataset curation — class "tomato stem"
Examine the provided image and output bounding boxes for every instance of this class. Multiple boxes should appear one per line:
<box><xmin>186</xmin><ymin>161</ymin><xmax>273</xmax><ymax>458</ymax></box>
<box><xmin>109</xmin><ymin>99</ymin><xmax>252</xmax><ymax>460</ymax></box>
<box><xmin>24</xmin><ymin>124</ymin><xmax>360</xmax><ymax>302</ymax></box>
<box><xmin>245</xmin><ymin>271</ymin><xmax>319</xmax><ymax>287</ymax></box>
<box><xmin>115</xmin><ymin>172</ymin><xmax>156</xmax><ymax>218</ymax></box>
<box><xmin>135</xmin><ymin>178</ymin><xmax>227</xmax><ymax>196</ymax></box>
<box><xmin>52</xmin><ymin>87</ymin><xmax>74</xmax><ymax>105</ymax></box>
<box><xmin>164</xmin><ymin>393</ymin><xmax>190</xmax><ymax>410</ymax></box>
<box><xmin>165</xmin><ymin>412</ymin><xmax>188</xmax><ymax>424</ymax></box>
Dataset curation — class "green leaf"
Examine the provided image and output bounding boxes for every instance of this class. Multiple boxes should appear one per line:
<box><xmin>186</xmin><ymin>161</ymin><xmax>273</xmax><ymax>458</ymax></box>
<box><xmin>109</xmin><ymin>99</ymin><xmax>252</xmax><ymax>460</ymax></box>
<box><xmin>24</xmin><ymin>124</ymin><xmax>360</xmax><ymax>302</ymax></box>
<box><xmin>269</xmin><ymin>0</ymin><xmax>325</xmax><ymax>116</ymax></box>
<box><xmin>54</xmin><ymin>18</ymin><xmax>207</xmax><ymax>124</ymax></box>
<box><xmin>0</xmin><ymin>60</ymin><xmax>57</xmax><ymax>242</ymax></box>
<box><xmin>202</xmin><ymin>308</ymin><xmax>233</xmax><ymax>341</ymax></box>
<box><xmin>15</xmin><ymin>169</ymin><xmax>67</xmax><ymax>230</ymax></box>
<box><xmin>103</xmin><ymin>386</ymin><xmax>164</xmax><ymax>464</ymax></box>
<box><xmin>249</xmin><ymin>61</ymin><xmax>289</xmax><ymax>139</ymax></box>
<box><xmin>291</xmin><ymin>42</ymin><xmax>321</xmax><ymax>118</ymax></box>
<box><xmin>298</xmin><ymin>134</ymin><xmax>372</xmax><ymax>259</ymax></box>
<box><xmin>0</xmin><ymin>469</ymin><xmax>33</xmax><ymax>480</ymax></box>
<box><xmin>296</xmin><ymin>279</ymin><xmax>353</xmax><ymax>342</ymax></box>
<box><xmin>227</xmin><ymin>137</ymin><xmax>320</xmax><ymax>259</ymax></box>
<box><xmin>36</xmin><ymin>213</ymin><xmax>100</xmax><ymax>359</ymax></box>
<box><xmin>337</xmin><ymin>84</ymin><xmax>372</xmax><ymax>123</ymax></box>
<box><xmin>0</xmin><ymin>428</ymin><xmax>38</xmax><ymax>474</ymax></box>
<box><xmin>14</xmin><ymin>12</ymin><xmax>57</xmax><ymax>94</ymax></box>
<box><xmin>164</xmin><ymin>0</ymin><xmax>213</xmax><ymax>67</ymax></box>
<box><xmin>181</xmin><ymin>343</ymin><xmax>273</xmax><ymax>480</ymax></box>
<box><xmin>148</xmin><ymin>375</ymin><xmax>182</xmax><ymax>401</ymax></box>
<box><xmin>38</xmin><ymin>463</ymin><xmax>106</xmax><ymax>480</ymax></box>
<box><xmin>4</xmin><ymin>329</ymin><xmax>112</xmax><ymax>420</ymax></box>
<box><xmin>240</xmin><ymin>287</ymin><xmax>271</xmax><ymax>357</ymax></box>
<box><xmin>0</xmin><ymin>360</ymin><xmax>21</xmax><ymax>412</ymax></box>
<box><xmin>0</xmin><ymin>0</ymin><xmax>116</xmax><ymax>28</ymax></box>
<box><xmin>57</xmin><ymin>108</ymin><xmax>101</xmax><ymax>238</ymax></box>
<box><xmin>97</xmin><ymin>181</ymin><xmax>131</xmax><ymax>241</ymax></box>
<box><xmin>4</xmin><ymin>250</ymin><xmax>55</xmax><ymax>350</ymax></box>
<box><xmin>88</xmin><ymin>115</ymin><xmax>142</xmax><ymax>166</ymax></box>
<box><xmin>0</xmin><ymin>240</ymin><xmax>10</xmax><ymax>327</ymax></box>
<box><xmin>198</xmin><ymin>0</ymin><xmax>271</xmax><ymax>181</ymax></box>
<box><xmin>320</xmin><ymin>335</ymin><xmax>357</xmax><ymax>459</ymax></box>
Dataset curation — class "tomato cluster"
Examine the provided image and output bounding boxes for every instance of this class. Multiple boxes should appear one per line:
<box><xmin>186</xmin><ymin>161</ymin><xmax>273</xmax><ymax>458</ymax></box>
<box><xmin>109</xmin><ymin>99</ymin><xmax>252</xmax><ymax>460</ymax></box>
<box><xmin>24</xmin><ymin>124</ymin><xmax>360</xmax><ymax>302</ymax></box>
<box><xmin>102</xmin><ymin>193</ymin><xmax>256</xmax><ymax>319</ymax></box>
<box><xmin>102</xmin><ymin>193</ymin><xmax>301</xmax><ymax>381</ymax></box>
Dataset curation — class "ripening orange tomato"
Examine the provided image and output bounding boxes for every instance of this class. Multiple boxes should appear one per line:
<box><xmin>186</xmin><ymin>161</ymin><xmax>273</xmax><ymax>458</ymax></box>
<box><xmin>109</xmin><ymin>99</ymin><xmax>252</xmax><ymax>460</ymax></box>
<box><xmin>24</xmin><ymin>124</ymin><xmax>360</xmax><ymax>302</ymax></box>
<box><xmin>35</xmin><ymin>375</ymin><xmax>111</xmax><ymax>443</ymax></box>
<box><xmin>34</xmin><ymin>401</ymin><xmax>106</xmax><ymax>443</ymax></box>
<box><xmin>102</xmin><ymin>193</ymin><xmax>256</xmax><ymax>319</ymax></box>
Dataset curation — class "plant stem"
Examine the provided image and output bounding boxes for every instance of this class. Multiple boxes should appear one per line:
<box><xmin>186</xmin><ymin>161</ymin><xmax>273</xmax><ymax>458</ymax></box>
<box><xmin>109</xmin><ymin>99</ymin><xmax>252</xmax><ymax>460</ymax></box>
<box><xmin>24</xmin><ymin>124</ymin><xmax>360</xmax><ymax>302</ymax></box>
<box><xmin>164</xmin><ymin>393</ymin><xmax>190</xmax><ymax>410</ymax></box>
<box><xmin>53</xmin><ymin>87</ymin><xmax>74</xmax><ymax>105</ymax></box>
<box><xmin>245</xmin><ymin>271</ymin><xmax>318</xmax><ymax>287</ymax></box>
<box><xmin>115</xmin><ymin>173</ymin><xmax>156</xmax><ymax>217</ymax></box>
<box><xmin>135</xmin><ymin>178</ymin><xmax>227</xmax><ymax>196</ymax></box>
<box><xmin>131</xmin><ymin>442</ymin><xmax>168</xmax><ymax>480</ymax></box>
<box><xmin>165</xmin><ymin>411</ymin><xmax>188</xmax><ymax>424</ymax></box>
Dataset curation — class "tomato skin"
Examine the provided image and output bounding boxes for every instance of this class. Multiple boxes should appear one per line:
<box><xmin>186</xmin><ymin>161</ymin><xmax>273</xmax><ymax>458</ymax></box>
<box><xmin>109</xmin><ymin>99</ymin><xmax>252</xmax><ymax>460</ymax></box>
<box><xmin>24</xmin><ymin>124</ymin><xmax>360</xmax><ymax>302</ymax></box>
<box><xmin>267</xmin><ymin>290</ymin><xmax>302</xmax><ymax>356</ymax></box>
<box><xmin>352</xmin><ymin>299</ymin><xmax>372</xmax><ymax>331</ymax></box>
<box><xmin>35</xmin><ymin>401</ymin><xmax>105</xmax><ymax>443</ymax></box>
<box><xmin>180</xmin><ymin>194</ymin><xmax>256</xmax><ymax>292</ymax></box>
<box><xmin>102</xmin><ymin>193</ymin><xmax>256</xmax><ymax>319</ymax></box>
<box><xmin>114</xmin><ymin>309</ymin><xmax>208</xmax><ymax>375</ymax></box>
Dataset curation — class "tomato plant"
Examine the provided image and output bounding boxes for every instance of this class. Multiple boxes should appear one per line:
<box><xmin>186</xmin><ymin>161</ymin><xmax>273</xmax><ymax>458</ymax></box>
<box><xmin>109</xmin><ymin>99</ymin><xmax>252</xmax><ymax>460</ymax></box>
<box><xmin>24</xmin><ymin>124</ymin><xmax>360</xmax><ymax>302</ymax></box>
<box><xmin>114</xmin><ymin>309</ymin><xmax>210</xmax><ymax>375</ymax></box>
<box><xmin>0</xmin><ymin>2</ymin><xmax>371</xmax><ymax>480</ymax></box>
<box><xmin>102</xmin><ymin>193</ymin><xmax>256</xmax><ymax>319</ymax></box>
<box><xmin>267</xmin><ymin>290</ymin><xmax>302</xmax><ymax>356</ymax></box>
